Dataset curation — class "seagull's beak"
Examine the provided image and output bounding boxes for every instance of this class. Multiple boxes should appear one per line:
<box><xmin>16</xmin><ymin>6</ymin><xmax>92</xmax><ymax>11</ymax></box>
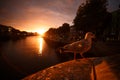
<box><xmin>58</xmin><ymin>47</ymin><xmax>65</xmax><ymax>54</ymax></box>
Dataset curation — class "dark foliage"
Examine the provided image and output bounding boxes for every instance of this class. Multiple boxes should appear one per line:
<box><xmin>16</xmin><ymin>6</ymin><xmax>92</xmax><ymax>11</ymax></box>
<box><xmin>45</xmin><ymin>23</ymin><xmax>70</xmax><ymax>40</ymax></box>
<box><xmin>73</xmin><ymin>0</ymin><xmax>111</xmax><ymax>40</ymax></box>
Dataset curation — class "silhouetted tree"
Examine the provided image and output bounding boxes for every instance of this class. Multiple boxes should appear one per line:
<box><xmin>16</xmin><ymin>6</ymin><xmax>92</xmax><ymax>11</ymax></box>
<box><xmin>73</xmin><ymin>0</ymin><xmax>111</xmax><ymax>40</ymax></box>
<box><xmin>57</xmin><ymin>23</ymin><xmax>70</xmax><ymax>34</ymax></box>
<box><xmin>57</xmin><ymin>23</ymin><xmax>70</xmax><ymax>40</ymax></box>
<box><xmin>45</xmin><ymin>23</ymin><xmax>70</xmax><ymax>41</ymax></box>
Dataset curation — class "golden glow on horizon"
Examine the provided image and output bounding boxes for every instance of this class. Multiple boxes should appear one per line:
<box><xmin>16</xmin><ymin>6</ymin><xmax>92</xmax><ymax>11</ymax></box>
<box><xmin>36</xmin><ymin>29</ymin><xmax>47</xmax><ymax>36</ymax></box>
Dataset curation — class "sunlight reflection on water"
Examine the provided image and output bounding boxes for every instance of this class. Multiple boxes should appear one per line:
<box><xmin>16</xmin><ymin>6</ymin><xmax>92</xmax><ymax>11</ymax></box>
<box><xmin>39</xmin><ymin>37</ymin><xmax>43</xmax><ymax>56</ymax></box>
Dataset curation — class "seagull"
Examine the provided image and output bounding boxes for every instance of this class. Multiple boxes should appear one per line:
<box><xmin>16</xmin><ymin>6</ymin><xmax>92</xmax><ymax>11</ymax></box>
<box><xmin>60</xmin><ymin>32</ymin><xmax>95</xmax><ymax>60</ymax></box>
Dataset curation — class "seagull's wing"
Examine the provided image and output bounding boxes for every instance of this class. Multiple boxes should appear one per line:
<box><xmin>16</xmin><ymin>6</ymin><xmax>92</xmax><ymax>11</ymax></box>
<box><xmin>70</xmin><ymin>39</ymin><xmax>86</xmax><ymax>47</ymax></box>
<box><xmin>63</xmin><ymin>39</ymin><xmax>88</xmax><ymax>52</ymax></box>
<box><xmin>63</xmin><ymin>39</ymin><xmax>87</xmax><ymax>52</ymax></box>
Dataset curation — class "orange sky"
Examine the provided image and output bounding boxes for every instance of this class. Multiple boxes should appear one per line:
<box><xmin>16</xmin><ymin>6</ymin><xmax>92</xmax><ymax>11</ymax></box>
<box><xmin>0</xmin><ymin>0</ymin><xmax>119</xmax><ymax>32</ymax></box>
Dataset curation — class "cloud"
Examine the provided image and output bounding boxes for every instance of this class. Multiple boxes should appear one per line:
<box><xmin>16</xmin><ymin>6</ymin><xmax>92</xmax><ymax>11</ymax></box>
<box><xmin>0</xmin><ymin>0</ymin><xmax>83</xmax><ymax>29</ymax></box>
<box><xmin>0</xmin><ymin>0</ymin><xmax>119</xmax><ymax>31</ymax></box>
<box><xmin>108</xmin><ymin>0</ymin><xmax>120</xmax><ymax>11</ymax></box>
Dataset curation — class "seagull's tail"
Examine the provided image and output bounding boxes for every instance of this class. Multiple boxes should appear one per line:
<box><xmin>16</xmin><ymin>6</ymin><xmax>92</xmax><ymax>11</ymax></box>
<box><xmin>55</xmin><ymin>47</ymin><xmax>64</xmax><ymax>54</ymax></box>
<box><xmin>59</xmin><ymin>47</ymin><xmax>64</xmax><ymax>54</ymax></box>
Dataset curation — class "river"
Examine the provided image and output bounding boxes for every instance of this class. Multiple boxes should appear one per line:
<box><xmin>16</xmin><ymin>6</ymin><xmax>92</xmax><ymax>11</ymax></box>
<box><xmin>0</xmin><ymin>36</ymin><xmax>73</xmax><ymax>80</ymax></box>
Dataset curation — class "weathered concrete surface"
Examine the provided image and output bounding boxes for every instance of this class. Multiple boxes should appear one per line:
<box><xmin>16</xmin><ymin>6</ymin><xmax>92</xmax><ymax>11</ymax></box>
<box><xmin>22</xmin><ymin>54</ymin><xmax>120</xmax><ymax>80</ymax></box>
<box><xmin>95</xmin><ymin>54</ymin><xmax>120</xmax><ymax>80</ymax></box>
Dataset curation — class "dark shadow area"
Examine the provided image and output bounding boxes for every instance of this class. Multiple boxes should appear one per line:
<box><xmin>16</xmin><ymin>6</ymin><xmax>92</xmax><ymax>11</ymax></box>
<box><xmin>0</xmin><ymin>55</ymin><xmax>22</xmax><ymax>80</ymax></box>
<box><xmin>104</xmin><ymin>54</ymin><xmax>120</xmax><ymax>80</ymax></box>
<box><xmin>85</xmin><ymin>40</ymin><xmax>120</xmax><ymax>57</ymax></box>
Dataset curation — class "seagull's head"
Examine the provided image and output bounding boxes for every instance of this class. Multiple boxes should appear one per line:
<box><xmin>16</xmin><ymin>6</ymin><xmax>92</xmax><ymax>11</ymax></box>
<box><xmin>85</xmin><ymin>32</ymin><xmax>95</xmax><ymax>39</ymax></box>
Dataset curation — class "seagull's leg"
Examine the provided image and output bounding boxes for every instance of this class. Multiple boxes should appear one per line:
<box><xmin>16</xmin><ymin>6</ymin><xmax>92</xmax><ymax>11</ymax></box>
<box><xmin>80</xmin><ymin>53</ymin><xmax>83</xmax><ymax>58</ymax></box>
<box><xmin>74</xmin><ymin>52</ymin><xmax>76</xmax><ymax>60</ymax></box>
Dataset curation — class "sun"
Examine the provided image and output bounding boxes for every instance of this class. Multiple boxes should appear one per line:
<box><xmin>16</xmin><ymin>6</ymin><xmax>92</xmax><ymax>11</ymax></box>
<box><xmin>37</xmin><ymin>29</ymin><xmax>46</xmax><ymax>36</ymax></box>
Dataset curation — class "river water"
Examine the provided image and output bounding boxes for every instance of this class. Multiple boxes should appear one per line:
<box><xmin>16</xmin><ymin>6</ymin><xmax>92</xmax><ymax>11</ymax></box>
<box><xmin>0</xmin><ymin>36</ymin><xmax>73</xmax><ymax>80</ymax></box>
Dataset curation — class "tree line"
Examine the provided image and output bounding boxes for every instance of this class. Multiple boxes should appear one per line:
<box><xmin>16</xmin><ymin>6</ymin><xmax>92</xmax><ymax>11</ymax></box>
<box><xmin>45</xmin><ymin>0</ymin><xmax>120</xmax><ymax>42</ymax></box>
<box><xmin>0</xmin><ymin>24</ymin><xmax>38</xmax><ymax>41</ymax></box>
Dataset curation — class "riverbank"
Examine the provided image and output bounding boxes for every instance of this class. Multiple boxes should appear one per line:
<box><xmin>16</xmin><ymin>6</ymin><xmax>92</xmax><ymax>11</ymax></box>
<box><xmin>22</xmin><ymin>54</ymin><xmax>120</xmax><ymax>80</ymax></box>
<box><xmin>43</xmin><ymin>36</ymin><xmax>68</xmax><ymax>48</ymax></box>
